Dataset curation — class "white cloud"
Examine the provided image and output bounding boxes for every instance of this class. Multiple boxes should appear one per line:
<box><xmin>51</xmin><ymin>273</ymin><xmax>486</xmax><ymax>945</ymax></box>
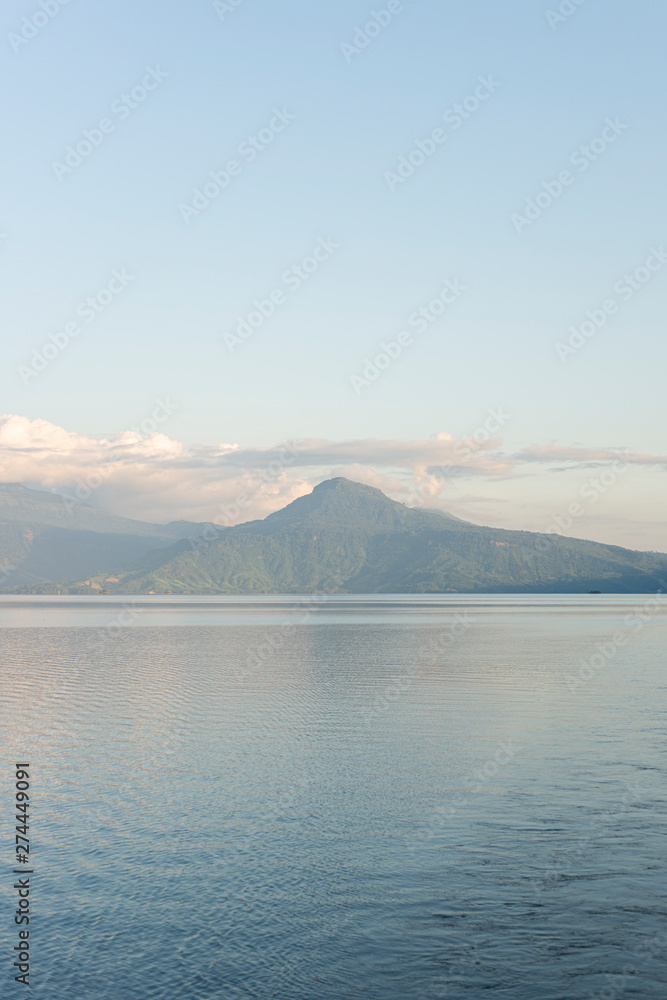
<box><xmin>516</xmin><ymin>444</ymin><xmax>667</xmax><ymax>467</ymax></box>
<box><xmin>0</xmin><ymin>415</ymin><xmax>665</xmax><ymax>546</ymax></box>
<box><xmin>0</xmin><ymin>414</ymin><xmax>514</xmax><ymax>523</ymax></box>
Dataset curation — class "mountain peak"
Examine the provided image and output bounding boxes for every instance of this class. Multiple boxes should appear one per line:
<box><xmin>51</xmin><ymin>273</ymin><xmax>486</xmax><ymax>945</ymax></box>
<box><xmin>255</xmin><ymin>478</ymin><xmax>469</xmax><ymax>533</ymax></box>
<box><xmin>314</xmin><ymin>477</ymin><xmax>355</xmax><ymax>488</ymax></box>
<box><xmin>311</xmin><ymin>477</ymin><xmax>386</xmax><ymax>496</ymax></box>
<box><xmin>8</xmin><ymin>475</ymin><xmax>667</xmax><ymax>595</ymax></box>
<box><xmin>249</xmin><ymin>477</ymin><xmax>409</xmax><ymax>533</ymax></box>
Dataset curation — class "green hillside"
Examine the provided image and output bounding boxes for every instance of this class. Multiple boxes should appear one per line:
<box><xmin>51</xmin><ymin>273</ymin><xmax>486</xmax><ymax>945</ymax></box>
<box><xmin>0</xmin><ymin>484</ymin><xmax>210</xmax><ymax>589</ymax></box>
<box><xmin>30</xmin><ymin>477</ymin><xmax>667</xmax><ymax>595</ymax></box>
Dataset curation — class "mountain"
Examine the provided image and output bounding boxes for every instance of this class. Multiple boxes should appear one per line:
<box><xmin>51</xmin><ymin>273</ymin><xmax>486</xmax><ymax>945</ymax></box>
<box><xmin>14</xmin><ymin>477</ymin><xmax>666</xmax><ymax>595</ymax></box>
<box><xmin>0</xmin><ymin>484</ymin><xmax>211</xmax><ymax>590</ymax></box>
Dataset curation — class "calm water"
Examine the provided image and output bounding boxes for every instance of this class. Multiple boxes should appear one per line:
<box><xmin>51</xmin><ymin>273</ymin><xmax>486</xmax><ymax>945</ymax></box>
<box><xmin>0</xmin><ymin>596</ymin><xmax>665</xmax><ymax>999</ymax></box>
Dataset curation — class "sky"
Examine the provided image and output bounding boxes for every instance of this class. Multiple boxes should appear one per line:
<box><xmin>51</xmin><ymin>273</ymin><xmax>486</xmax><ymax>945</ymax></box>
<box><xmin>1</xmin><ymin>0</ymin><xmax>665</xmax><ymax>549</ymax></box>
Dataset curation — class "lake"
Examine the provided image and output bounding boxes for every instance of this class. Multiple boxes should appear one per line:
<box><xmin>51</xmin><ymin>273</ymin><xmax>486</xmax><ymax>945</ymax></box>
<box><xmin>0</xmin><ymin>595</ymin><xmax>665</xmax><ymax>999</ymax></box>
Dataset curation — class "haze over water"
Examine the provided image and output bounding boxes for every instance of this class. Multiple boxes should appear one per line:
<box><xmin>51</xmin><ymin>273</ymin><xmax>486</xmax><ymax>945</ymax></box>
<box><xmin>1</xmin><ymin>596</ymin><xmax>665</xmax><ymax>999</ymax></box>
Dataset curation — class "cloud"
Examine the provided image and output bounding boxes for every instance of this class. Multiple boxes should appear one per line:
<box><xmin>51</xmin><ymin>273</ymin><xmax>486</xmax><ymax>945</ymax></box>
<box><xmin>516</xmin><ymin>444</ymin><xmax>667</xmax><ymax>467</ymax></box>
<box><xmin>1</xmin><ymin>414</ymin><xmax>664</xmax><ymax>527</ymax></box>
<box><xmin>226</xmin><ymin>434</ymin><xmax>512</xmax><ymax>476</ymax></box>
<box><xmin>0</xmin><ymin>414</ymin><xmax>513</xmax><ymax>523</ymax></box>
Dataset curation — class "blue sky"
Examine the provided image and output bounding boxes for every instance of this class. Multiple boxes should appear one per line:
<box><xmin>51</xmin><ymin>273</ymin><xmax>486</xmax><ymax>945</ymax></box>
<box><xmin>1</xmin><ymin>0</ymin><xmax>665</xmax><ymax>546</ymax></box>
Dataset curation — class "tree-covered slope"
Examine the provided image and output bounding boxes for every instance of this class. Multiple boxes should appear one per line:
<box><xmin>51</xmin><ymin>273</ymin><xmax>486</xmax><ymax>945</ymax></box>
<box><xmin>37</xmin><ymin>477</ymin><xmax>667</xmax><ymax>595</ymax></box>
<box><xmin>0</xmin><ymin>484</ymin><xmax>210</xmax><ymax>588</ymax></box>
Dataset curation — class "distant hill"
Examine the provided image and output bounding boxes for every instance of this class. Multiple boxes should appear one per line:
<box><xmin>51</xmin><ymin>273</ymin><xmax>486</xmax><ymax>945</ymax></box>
<box><xmin>0</xmin><ymin>484</ymin><xmax>211</xmax><ymax>590</ymax></box>
<box><xmin>11</xmin><ymin>477</ymin><xmax>665</xmax><ymax>595</ymax></box>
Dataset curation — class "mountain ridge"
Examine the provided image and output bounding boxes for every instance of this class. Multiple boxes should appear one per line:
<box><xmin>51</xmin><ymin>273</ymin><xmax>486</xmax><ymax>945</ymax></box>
<box><xmin>0</xmin><ymin>483</ymin><xmax>212</xmax><ymax>589</ymax></box>
<box><xmin>6</xmin><ymin>477</ymin><xmax>665</xmax><ymax>595</ymax></box>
